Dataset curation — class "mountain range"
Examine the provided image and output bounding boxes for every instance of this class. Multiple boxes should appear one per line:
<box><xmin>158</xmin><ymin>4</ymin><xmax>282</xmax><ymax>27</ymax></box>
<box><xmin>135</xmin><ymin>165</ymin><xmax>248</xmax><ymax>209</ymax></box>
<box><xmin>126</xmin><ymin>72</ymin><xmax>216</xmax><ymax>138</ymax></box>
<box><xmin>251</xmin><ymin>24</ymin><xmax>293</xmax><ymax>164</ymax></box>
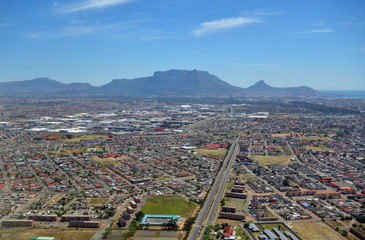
<box><xmin>0</xmin><ymin>69</ymin><xmax>319</xmax><ymax>97</ymax></box>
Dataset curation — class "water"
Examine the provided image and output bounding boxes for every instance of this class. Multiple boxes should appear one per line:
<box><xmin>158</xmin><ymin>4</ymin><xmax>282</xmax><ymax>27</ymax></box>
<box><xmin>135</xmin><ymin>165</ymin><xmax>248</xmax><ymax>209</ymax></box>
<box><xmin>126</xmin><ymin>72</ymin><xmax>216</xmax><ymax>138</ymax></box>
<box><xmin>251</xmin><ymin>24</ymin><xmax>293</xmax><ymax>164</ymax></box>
<box><xmin>319</xmin><ymin>90</ymin><xmax>365</xmax><ymax>99</ymax></box>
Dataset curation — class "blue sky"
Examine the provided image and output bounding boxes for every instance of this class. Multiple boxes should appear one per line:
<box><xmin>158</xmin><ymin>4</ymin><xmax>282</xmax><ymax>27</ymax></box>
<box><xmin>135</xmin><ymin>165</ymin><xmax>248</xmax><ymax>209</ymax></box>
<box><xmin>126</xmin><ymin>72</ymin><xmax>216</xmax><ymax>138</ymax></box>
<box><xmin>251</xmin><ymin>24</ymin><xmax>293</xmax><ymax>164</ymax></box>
<box><xmin>0</xmin><ymin>0</ymin><xmax>364</xmax><ymax>90</ymax></box>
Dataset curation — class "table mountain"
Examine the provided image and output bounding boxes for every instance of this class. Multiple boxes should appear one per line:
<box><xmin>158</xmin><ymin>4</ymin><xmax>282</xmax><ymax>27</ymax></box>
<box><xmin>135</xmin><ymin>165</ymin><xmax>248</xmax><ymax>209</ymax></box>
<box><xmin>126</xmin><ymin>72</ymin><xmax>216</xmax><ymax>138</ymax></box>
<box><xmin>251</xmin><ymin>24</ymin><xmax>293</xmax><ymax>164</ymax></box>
<box><xmin>100</xmin><ymin>69</ymin><xmax>244</xmax><ymax>96</ymax></box>
<box><xmin>0</xmin><ymin>70</ymin><xmax>319</xmax><ymax>97</ymax></box>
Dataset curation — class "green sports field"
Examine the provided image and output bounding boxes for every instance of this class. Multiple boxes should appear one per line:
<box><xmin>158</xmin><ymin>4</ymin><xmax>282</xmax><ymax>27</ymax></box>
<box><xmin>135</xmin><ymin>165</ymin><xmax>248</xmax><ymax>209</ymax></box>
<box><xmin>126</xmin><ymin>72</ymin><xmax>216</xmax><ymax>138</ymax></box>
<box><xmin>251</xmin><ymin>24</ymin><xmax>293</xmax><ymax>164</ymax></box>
<box><xmin>141</xmin><ymin>196</ymin><xmax>198</xmax><ymax>218</ymax></box>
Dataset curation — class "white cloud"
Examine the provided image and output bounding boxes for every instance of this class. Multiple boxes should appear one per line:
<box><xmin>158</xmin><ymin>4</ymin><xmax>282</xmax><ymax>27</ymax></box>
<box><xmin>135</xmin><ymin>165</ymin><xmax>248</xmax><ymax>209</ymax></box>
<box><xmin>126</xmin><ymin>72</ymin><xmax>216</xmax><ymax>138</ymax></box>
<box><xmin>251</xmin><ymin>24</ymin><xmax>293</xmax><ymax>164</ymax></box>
<box><xmin>193</xmin><ymin>17</ymin><xmax>261</xmax><ymax>36</ymax></box>
<box><xmin>61</xmin><ymin>0</ymin><xmax>135</xmax><ymax>13</ymax></box>
<box><xmin>293</xmin><ymin>29</ymin><xmax>333</xmax><ymax>34</ymax></box>
<box><xmin>312</xmin><ymin>21</ymin><xmax>326</xmax><ymax>27</ymax></box>
<box><xmin>350</xmin><ymin>47</ymin><xmax>365</xmax><ymax>54</ymax></box>
<box><xmin>338</xmin><ymin>17</ymin><xmax>365</xmax><ymax>26</ymax></box>
<box><xmin>28</xmin><ymin>19</ymin><xmax>144</xmax><ymax>39</ymax></box>
<box><xmin>28</xmin><ymin>26</ymin><xmax>96</xmax><ymax>38</ymax></box>
<box><xmin>0</xmin><ymin>23</ymin><xmax>12</xmax><ymax>28</ymax></box>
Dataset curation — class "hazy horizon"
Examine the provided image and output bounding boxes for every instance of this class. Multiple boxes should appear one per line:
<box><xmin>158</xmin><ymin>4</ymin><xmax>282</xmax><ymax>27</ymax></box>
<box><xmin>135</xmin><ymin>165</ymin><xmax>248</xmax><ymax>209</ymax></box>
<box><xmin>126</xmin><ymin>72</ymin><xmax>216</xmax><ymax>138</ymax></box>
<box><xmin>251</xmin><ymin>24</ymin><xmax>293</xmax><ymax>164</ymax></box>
<box><xmin>3</xmin><ymin>72</ymin><xmax>365</xmax><ymax>91</ymax></box>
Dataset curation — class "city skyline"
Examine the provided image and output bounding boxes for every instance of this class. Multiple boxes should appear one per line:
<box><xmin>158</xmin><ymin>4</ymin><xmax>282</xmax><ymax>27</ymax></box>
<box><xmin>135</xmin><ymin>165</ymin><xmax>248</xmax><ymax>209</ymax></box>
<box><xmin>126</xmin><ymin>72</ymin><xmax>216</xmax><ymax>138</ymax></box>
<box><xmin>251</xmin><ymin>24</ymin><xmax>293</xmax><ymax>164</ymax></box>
<box><xmin>0</xmin><ymin>0</ymin><xmax>364</xmax><ymax>90</ymax></box>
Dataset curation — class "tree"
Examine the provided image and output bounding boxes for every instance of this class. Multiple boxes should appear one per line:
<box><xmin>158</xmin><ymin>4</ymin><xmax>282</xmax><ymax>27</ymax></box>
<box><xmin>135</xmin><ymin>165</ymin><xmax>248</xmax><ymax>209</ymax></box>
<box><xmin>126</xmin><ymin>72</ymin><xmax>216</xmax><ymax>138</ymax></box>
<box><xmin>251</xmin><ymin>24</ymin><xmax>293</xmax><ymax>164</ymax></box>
<box><xmin>341</xmin><ymin>230</ymin><xmax>348</xmax><ymax>237</ymax></box>
<box><xmin>283</xmin><ymin>177</ymin><xmax>290</xmax><ymax>186</ymax></box>
<box><xmin>135</xmin><ymin>211</ymin><xmax>145</xmax><ymax>221</ymax></box>
<box><xmin>183</xmin><ymin>217</ymin><xmax>196</xmax><ymax>231</ymax></box>
<box><xmin>214</xmin><ymin>224</ymin><xmax>221</xmax><ymax>232</ymax></box>
<box><xmin>220</xmin><ymin>198</ymin><xmax>226</xmax><ymax>207</ymax></box>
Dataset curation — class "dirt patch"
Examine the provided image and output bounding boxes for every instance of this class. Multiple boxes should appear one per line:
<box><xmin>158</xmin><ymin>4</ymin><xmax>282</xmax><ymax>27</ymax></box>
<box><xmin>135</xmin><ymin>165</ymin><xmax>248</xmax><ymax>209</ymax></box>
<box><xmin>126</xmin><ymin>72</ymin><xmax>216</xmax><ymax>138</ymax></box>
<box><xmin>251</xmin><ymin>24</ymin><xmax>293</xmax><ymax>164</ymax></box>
<box><xmin>289</xmin><ymin>221</ymin><xmax>346</xmax><ymax>240</ymax></box>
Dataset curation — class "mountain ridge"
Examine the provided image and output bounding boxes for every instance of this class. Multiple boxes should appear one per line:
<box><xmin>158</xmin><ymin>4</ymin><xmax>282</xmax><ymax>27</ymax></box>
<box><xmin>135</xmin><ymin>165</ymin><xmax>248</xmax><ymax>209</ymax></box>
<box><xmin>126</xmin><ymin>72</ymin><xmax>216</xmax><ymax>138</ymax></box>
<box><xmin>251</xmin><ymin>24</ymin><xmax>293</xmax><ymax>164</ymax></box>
<box><xmin>0</xmin><ymin>70</ymin><xmax>319</xmax><ymax>97</ymax></box>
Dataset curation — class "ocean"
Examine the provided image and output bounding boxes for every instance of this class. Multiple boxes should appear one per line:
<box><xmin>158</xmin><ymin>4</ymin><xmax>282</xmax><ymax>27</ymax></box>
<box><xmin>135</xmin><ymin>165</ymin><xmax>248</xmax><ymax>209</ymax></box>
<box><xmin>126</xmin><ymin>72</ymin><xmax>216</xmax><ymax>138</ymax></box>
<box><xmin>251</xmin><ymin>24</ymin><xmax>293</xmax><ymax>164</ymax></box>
<box><xmin>319</xmin><ymin>90</ymin><xmax>365</xmax><ymax>99</ymax></box>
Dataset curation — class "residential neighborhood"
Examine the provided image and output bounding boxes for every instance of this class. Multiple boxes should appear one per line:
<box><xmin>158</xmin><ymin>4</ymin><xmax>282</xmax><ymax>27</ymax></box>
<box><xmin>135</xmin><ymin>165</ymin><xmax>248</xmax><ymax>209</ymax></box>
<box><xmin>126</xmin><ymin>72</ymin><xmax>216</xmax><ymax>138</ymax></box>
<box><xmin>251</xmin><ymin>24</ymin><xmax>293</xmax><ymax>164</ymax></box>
<box><xmin>0</xmin><ymin>96</ymin><xmax>364</xmax><ymax>240</ymax></box>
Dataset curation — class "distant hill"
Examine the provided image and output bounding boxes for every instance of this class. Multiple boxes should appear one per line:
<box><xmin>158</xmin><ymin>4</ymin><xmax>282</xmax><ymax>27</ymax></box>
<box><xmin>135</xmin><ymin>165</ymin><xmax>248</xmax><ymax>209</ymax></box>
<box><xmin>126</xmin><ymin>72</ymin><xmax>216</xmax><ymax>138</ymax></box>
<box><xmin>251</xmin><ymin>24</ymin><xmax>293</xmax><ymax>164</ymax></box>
<box><xmin>0</xmin><ymin>70</ymin><xmax>320</xmax><ymax>97</ymax></box>
<box><xmin>0</xmin><ymin>78</ymin><xmax>94</xmax><ymax>94</ymax></box>
<box><xmin>247</xmin><ymin>80</ymin><xmax>318</xmax><ymax>96</ymax></box>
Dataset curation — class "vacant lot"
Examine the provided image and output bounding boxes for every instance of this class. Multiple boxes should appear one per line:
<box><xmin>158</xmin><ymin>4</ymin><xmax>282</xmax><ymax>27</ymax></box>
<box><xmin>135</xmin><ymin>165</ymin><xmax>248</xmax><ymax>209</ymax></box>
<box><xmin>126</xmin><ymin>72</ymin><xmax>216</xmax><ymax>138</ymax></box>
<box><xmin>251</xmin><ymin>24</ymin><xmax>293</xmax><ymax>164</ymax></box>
<box><xmin>46</xmin><ymin>194</ymin><xmax>65</xmax><ymax>205</ymax></box>
<box><xmin>266</xmin><ymin>145</ymin><xmax>283</xmax><ymax>151</ymax></box>
<box><xmin>306</xmin><ymin>145</ymin><xmax>332</xmax><ymax>152</ymax></box>
<box><xmin>193</xmin><ymin>148</ymin><xmax>227</xmax><ymax>157</ymax></box>
<box><xmin>271</xmin><ymin>133</ymin><xmax>291</xmax><ymax>138</ymax></box>
<box><xmin>63</xmin><ymin>134</ymin><xmax>108</xmax><ymax>142</ymax></box>
<box><xmin>142</xmin><ymin>196</ymin><xmax>198</xmax><ymax>218</ymax></box>
<box><xmin>90</xmin><ymin>156</ymin><xmax>121</xmax><ymax>166</ymax></box>
<box><xmin>64</xmin><ymin>147</ymin><xmax>88</xmax><ymax>154</ymax></box>
<box><xmin>299</xmin><ymin>135</ymin><xmax>333</xmax><ymax>141</ymax></box>
<box><xmin>289</xmin><ymin>221</ymin><xmax>346</xmax><ymax>240</ymax></box>
<box><xmin>88</xmin><ymin>198</ymin><xmax>109</xmax><ymax>206</ymax></box>
<box><xmin>0</xmin><ymin>227</ymin><xmax>96</xmax><ymax>240</ymax></box>
<box><xmin>251</xmin><ymin>155</ymin><xmax>292</xmax><ymax>166</ymax></box>
<box><xmin>270</xmin><ymin>114</ymin><xmax>296</xmax><ymax>119</ymax></box>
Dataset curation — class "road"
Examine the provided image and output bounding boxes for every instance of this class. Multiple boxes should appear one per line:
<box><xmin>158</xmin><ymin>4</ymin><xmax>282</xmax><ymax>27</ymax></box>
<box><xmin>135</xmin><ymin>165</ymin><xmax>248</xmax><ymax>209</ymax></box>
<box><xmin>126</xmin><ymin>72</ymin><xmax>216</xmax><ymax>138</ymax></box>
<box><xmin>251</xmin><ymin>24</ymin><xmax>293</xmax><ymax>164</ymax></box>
<box><xmin>205</xmin><ymin>142</ymin><xmax>239</xmax><ymax>226</ymax></box>
<box><xmin>187</xmin><ymin>141</ymin><xmax>239</xmax><ymax>240</ymax></box>
<box><xmin>91</xmin><ymin>196</ymin><xmax>132</xmax><ymax>240</ymax></box>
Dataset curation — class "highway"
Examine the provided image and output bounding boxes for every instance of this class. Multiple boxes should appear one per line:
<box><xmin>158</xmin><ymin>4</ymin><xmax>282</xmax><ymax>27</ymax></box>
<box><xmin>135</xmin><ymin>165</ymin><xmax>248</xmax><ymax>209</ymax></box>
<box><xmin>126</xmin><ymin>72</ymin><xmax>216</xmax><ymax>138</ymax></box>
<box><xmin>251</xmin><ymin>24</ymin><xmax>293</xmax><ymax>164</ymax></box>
<box><xmin>187</xmin><ymin>141</ymin><xmax>239</xmax><ymax>240</ymax></box>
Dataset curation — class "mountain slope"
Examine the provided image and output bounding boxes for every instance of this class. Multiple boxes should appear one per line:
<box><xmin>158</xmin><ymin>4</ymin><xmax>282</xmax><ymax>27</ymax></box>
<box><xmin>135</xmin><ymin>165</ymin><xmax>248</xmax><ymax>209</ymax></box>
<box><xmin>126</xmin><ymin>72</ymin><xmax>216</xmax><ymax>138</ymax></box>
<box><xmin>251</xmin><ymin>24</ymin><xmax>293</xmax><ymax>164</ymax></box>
<box><xmin>101</xmin><ymin>69</ymin><xmax>244</xmax><ymax>96</ymax></box>
<box><xmin>0</xmin><ymin>70</ymin><xmax>320</xmax><ymax>97</ymax></box>
<box><xmin>247</xmin><ymin>80</ymin><xmax>318</xmax><ymax>96</ymax></box>
<box><xmin>0</xmin><ymin>78</ymin><xmax>94</xmax><ymax>94</ymax></box>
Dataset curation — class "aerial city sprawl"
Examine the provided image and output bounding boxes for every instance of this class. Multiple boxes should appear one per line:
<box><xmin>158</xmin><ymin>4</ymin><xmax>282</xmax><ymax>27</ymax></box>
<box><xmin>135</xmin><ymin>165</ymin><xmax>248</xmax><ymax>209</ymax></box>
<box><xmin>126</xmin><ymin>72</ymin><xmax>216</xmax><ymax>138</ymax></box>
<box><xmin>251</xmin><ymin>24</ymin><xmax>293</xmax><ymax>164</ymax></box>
<box><xmin>0</xmin><ymin>84</ymin><xmax>364</xmax><ymax>239</ymax></box>
<box><xmin>1</xmin><ymin>1</ymin><xmax>364</xmax><ymax>239</ymax></box>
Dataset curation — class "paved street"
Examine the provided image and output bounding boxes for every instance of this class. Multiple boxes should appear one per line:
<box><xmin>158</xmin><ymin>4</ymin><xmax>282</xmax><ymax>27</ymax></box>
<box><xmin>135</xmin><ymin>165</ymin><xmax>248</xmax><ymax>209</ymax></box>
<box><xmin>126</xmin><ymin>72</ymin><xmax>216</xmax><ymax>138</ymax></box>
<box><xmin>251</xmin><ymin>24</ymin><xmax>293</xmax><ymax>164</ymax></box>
<box><xmin>187</xmin><ymin>141</ymin><xmax>239</xmax><ymax>240</ymax></box>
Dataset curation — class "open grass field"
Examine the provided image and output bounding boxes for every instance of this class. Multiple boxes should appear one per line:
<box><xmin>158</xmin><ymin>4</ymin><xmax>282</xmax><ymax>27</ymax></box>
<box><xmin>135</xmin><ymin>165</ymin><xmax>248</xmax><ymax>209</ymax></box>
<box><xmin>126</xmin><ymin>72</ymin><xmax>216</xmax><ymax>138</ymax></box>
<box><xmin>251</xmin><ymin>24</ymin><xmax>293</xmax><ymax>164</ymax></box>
<box><xmin>90</xmin><ymin>156</ymin><xmax>121</xmax><ymax>166</ymax></box>
<box><xmin>224</xmin><ymin>197</ymin><xmax>243</xmax><ymax>210</ymax></box>
<box><xmin>232</xmin><ymin>131</ymin><xmax>248</xmax><ymax>136</ymax></box>
<box><xmin>193</xmin><ymin>148</ymin><xmax>227</xmax><ymax>157</ymax></box>
<box><xmin>158</xmin><ymin>175</ymin><xmax>174</xmax><ymax>180</ymax></box>
<box><xmin>64</xmin><ymin>147</ymin><xmax>88</xmax><ymax>154</ymax></box>
<box><xmin>63</xmin><ymin>134</ymin><xmax>108</xmax><ymax>142</ymax></box>
<box><xmin>288</xmin><ymin>221</ymin><xmax>346</xmax><ymax>240</ymax></box>
<box><xmin>88</xmin><ymin>197</ymin><xmax>109</xmax><ymax>206</ymax></box>
<box><xmin>299</xmin><ymin>135</ymin><xmax>333</xmax><ymax>141</ymax></box>
<box><xmin>306</xmin><ymin>145</ymin><xmax>332</xmax><ymax>152</ymax></box>
<box><xmin>230</xmin><ymin>174</ymin><xmax>256</xmax><ymax>180</ymax></box>
<box><xmin>219</xmin><ymin>118</ymin><xmax>236</xmax><ymax>121</ymax></box>
<box><xmin>0</xmin><ymin>227</ymin><xmax>97</xmax><ymax>240</ymax></box>
<box><xmin>258</xmin><ymin>223</ymin><xmax>289</xmax><ymax>231</ymax></box>
<box><xmin>271</xmin><ymin>133</ymin><xmax>291</xmax><ymax>138</ymax></box>
<box><xmin>251</xmin><ymin>155</ymin><xmax>292</xmax><ymax>166</ymax></box>
<box><xmin>325</xmin><ymin>220</ymin><xmax>343</xmax><ymax>228</ymax></box>
<box><xmin>235</xmin><ymin>226</ymin><xmax>248</xmax><ymax>239</ymax></box>
<box><xmin>141</xmin><ymin>196</ymin><xmax>198</xmax><ymax>218</ymax></box>
<box><xmin>225</xmin><ymin>182</ymin><xmax>234</xmax><ymax>191</ymax></box>
<box><xmin>270</xmin><ymin>114</ymin><xmax>296</xmax><ymax>119</ymax></box>
<box><xmin>241</xmin><ymin>199</ymin><xmax>247</xmax><ymax>214</ymax></box>
<box><xmin>267</xmin><ymin>145</ymin><xmax>283</xmax><ymax>151</ymax></box>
